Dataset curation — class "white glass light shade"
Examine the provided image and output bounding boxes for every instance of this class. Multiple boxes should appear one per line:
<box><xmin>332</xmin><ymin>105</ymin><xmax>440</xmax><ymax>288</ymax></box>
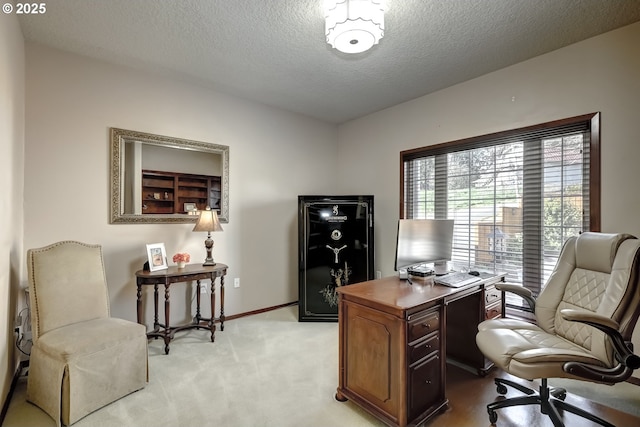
<box><xmin>324</xmin><ymin>0</ymin><xmax>385</xmax><ymax>54</ymax></box>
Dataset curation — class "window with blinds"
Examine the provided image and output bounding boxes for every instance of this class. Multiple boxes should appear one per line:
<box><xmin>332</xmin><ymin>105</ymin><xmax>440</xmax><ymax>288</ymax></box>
<box><xmin>401</xmin><ymin>113</ymin><xmax>600</xmax><ymax>311</ymax></box>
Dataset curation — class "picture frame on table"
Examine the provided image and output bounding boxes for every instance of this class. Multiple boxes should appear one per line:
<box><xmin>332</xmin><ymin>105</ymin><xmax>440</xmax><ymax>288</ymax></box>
<box><xmin>184</xmin><ymin>202</ymin><xmax>197</xmax><ymax>213</ymax></box>
<box><xmin>146</xmin><ymin>243</ymin><xmax>168</xmax><ymax>271</ymax></box>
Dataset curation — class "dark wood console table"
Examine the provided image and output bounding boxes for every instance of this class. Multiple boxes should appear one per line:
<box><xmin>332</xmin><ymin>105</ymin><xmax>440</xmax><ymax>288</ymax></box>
<box><xmin>135</xmin><ymin>263</ymin><xmax>228</xmax><ymax>354</ymax></box>
<box><xmin>335</xmin><ymin>272</ymin><xmax>505</xmax><ymax>427</ymax></box>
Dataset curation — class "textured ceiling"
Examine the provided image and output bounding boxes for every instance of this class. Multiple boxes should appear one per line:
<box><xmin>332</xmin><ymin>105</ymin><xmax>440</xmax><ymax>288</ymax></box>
<box><xmin>18</xmin><ymin>0</ymin><xmax>640</xmax><ymax>124</ymax></box>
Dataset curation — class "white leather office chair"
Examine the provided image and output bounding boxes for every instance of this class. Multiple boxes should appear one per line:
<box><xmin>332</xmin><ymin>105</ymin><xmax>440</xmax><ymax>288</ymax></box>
<box><xmin>476</xmin><ymin>232</ymin><xmax>640</xmax><ymax>427</ymax></box>
<box><xmin>27</xmin><ymin>241</ymin><xmax>148</xmax><ymax>426</ymax></box>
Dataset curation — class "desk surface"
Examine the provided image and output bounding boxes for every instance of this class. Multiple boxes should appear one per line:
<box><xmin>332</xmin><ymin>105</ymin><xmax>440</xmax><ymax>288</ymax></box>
<box><xmin>337</xmin><ymin>273</ymin><xmax>504</xmax><ymax>317</ymax></box>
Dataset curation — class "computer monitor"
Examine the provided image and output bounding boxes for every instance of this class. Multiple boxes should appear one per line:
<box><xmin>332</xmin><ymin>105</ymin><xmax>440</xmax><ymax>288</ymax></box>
<box><xmin>394</xmin><ymin>219</ymin><xmax>454</xmax><ymax>274</ymax></box>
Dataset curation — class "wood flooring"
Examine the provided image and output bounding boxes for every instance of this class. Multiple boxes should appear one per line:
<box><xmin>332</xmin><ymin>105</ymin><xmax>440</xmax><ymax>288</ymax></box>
<box><xmin>427</xmin><ymin>364</ymin><xmax>639</xmax><ymax>427</ymax></box>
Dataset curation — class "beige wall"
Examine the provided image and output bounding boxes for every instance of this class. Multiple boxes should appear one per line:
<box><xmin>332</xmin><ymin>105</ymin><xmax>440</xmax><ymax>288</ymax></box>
<box><xmin>336</xmin><ymin>22</ymin><xmax>640</xmax><ymax>371</ymax></box>
<box><xmin>23</xmin><ymin>43</ymin><xmax>339</xmax><ymax>327</ymax></box>
<box><xmin>0</xmin><ymin>12</ymin><xmax>25</xmax><ymax>408</ymax></box>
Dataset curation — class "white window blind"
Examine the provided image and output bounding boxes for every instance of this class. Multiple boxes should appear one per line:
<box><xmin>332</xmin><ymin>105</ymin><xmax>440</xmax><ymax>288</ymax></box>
<box><xmin>401</xmin><ymin>114</ymin><xmax>600</xmax><ymax>307</ymax></box>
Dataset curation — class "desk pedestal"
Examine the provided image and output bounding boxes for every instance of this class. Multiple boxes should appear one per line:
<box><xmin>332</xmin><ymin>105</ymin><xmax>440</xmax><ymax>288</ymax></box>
<box><xmin>336</xmin><ymin>274</ymin><xmax>504</xmax><ymax>427</ymax></box>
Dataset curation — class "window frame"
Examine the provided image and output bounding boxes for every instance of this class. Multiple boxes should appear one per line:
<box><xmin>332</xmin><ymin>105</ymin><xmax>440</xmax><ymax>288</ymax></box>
<box><xmin>399</xmin><ymin>113</ymin><xmax>601</xmax><ymax>301</ymax></box>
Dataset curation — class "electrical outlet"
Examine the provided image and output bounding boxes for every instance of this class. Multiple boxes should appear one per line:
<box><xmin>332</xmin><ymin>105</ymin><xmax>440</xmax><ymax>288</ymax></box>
<box><xmin>376</xmin><ymin>270</ymin><xmax>382</xmax><ymax>279</ymax></box>
<box><xmin>234</xmin><ymin>278</ymin><xmax>240</xmax><ymax>288</ymax></box>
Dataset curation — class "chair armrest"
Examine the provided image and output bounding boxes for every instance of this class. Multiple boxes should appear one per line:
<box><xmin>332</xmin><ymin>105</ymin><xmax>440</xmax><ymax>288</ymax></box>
<box><xmin>560</xmin><ymin>308</ymin><xmax>620</xmax><ymax>331</ymax></box>
<box><xmin>561</xmin><ymin>308</ymin><xmax>640</xmax><ymax>372</ymax></box>
<box><xmin>495</xmin><ymin>282</ymin><xmax>536</xmax><ymax>311</ymax></box>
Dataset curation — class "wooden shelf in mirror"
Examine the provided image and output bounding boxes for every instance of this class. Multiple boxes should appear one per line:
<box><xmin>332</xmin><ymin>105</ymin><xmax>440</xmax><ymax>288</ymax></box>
<box><xmin>142</xmin><ymin>170</ymin><xmax>221</xmax><ymax>214</ymax></box>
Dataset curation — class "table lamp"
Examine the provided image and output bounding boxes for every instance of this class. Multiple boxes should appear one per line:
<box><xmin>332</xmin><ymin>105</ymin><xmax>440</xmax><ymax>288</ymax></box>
<box><xmin>192</xmin><ymin>206</ymin><xmax>223</xmax><ymax>266</ymax></box>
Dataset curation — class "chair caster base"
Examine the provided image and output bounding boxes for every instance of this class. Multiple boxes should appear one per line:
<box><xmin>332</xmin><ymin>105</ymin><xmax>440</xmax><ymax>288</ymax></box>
<box><xmin>486</xmin><ymin>377</ymin><xmax>616</xmax><ymax>427</ymax></box>
<box><xmin>488</xmin><ymin>409</ymin><xmax>498</xmax><ymax>424</ymax></box>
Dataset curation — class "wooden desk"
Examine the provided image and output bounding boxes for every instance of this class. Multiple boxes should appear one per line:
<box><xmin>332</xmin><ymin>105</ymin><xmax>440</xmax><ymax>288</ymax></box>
<box><xmin>335</xmin><ymin>272</ymin><xmax>505</xmax><ymax>427</ymax></box>
<box><xmin>135</xmin><ymin>263</ymin><xmax>228</xmax><ymax>354</ymax></box>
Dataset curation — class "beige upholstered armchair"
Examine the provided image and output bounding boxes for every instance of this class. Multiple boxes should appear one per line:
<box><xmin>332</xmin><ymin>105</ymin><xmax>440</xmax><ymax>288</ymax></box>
<box><xmin>27</xmin><ymin>241</ymin><xmax>148</xmax><ymax>426</ymax></box>
<box><xmin>476</xmin><ymin>232</ymin><xmax>640</xmax><ymax>427</ymax></box>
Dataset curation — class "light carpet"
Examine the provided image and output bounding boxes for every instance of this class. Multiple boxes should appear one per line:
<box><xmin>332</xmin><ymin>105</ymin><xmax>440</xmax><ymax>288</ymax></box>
<box><xmin>4</xmin><ymin>306</ymin><xmax>383</xmax><ymax>427</ymax></box>
<box><xmin>4</xmin><ymin>305</ymin><xmax>639</xmax><ymax>426</ymax></box>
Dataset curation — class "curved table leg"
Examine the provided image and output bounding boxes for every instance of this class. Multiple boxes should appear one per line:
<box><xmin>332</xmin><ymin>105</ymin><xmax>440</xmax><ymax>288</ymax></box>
<box><xmin>164</xmin><ymin>284</ymin><xmax>171</xmax><ymax>354</ymax></box>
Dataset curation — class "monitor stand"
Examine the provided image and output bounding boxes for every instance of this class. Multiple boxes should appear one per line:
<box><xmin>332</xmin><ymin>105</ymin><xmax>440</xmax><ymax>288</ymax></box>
<box><xmin>433</xmin><ymin>261</ymin><xmax>449</xmax><ymax>276</ymax></box>
<box><xmin>407</xmin><ymin>265</ymin><xmax>434</xmax><ymax>277</ymax></box>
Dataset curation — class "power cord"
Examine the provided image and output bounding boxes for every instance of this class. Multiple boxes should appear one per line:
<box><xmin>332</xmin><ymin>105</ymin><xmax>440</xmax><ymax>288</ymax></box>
<box><xmin>15</xmin><ymin>290</ymin><xmax>32</xmax><ymax>356</ymax></box>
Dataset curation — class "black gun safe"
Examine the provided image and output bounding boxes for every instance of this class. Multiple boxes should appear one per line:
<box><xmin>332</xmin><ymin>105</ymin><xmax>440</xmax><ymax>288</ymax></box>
<box><xmin>298</xmin><ymin>195</ymin><xmax>374</xmax><ymax>321</ymax></box>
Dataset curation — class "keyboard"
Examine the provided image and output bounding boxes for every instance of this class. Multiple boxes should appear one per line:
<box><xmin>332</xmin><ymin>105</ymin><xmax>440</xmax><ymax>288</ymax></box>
<box><xmin>434</xmin><ymin>272</ymin><xmax>481</xmax><ymax>288</ymax></box>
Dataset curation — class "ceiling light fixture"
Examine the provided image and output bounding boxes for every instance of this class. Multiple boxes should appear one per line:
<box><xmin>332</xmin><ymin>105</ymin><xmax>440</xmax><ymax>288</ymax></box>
<box><xmin>324</xmin><ymin>0</ymin><xmax>386</xmax><ymax>54</ymax></box>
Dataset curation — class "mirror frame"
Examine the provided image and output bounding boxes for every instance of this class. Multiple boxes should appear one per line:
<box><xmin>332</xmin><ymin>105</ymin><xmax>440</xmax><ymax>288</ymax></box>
<box><xmin>110</xmin><ymin>128</ymin><xmax>229</xmax><ymax>224</ymax></box>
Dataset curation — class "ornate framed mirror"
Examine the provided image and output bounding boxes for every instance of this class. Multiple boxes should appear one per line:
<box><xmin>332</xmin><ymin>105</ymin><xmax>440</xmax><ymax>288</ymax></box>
<box><xmin>110</xmin><ymin>128</ymin><xmax>229</xmax><ymax>224</ymax></box>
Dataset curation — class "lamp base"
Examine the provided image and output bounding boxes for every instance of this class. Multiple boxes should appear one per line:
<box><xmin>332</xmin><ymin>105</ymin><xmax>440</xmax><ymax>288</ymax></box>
<box><xmin>202</xmin><ymin>233</ymin><xmax>216</xmax><ymax>266</ymax></box>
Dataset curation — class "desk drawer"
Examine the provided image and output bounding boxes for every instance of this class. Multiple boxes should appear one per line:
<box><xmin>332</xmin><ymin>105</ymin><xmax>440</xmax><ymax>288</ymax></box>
<box><xmin>409</xmin><ymin>353</ymin><xmax>442</xmax><ymax>419</ymax></box>
<box><xmin>409</xmin><ymin>333</ymin><xmax>439</xmax><ymax>365</ymax></box>
<box><xmin>485</xmin><ymin>286</ymin><xmax>501</xmax><ymax>305</ymax></box>
<box><xmin>485</xmin><ymin>301</ymin><xmax>503</xmax><ymax>320</ymax></box>
<box><xmin>408</xmin><ymin>310</ymin><xmax>440</xmax><ymax>343</ymax></box>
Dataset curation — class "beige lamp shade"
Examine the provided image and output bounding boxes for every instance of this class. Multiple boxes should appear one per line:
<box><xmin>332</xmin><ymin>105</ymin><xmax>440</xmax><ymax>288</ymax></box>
<box><xmin>193</xmin><ymin>207</ymin><xmax>224</xmax><ymax>233</ymax></box>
